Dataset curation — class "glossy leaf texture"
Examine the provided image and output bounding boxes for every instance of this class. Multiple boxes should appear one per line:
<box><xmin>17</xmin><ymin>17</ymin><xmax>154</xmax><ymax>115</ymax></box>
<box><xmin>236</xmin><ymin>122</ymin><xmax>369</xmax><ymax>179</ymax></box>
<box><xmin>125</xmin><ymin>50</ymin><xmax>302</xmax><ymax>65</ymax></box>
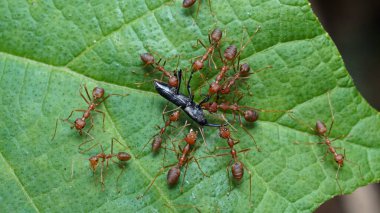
<box><xmin>0</xmin><ymin>0</ymin><xmax>379</xmax><ymax>212</ymax></box>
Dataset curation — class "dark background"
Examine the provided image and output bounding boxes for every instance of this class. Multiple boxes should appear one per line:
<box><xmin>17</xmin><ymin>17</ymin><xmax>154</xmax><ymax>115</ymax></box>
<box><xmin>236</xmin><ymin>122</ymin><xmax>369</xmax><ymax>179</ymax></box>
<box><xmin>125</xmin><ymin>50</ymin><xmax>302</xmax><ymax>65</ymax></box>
<box><xmin>309</xmin><ymin>0</ymin><xmax>380</xmax><ymax>212</ymax></box>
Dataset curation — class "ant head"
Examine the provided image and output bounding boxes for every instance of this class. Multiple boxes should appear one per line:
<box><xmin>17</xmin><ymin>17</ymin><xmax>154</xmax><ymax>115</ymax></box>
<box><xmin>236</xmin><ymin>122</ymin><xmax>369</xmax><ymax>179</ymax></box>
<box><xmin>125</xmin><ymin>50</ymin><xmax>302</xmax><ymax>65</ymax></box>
<box><xmin>169</xmin><ymin>111</ymin><xmax>180</xmax><ymax>122</ymax></box>
<box><xmin>152</xmin><ymin>136</ymin><xmax>163</xmax><ymax>152</ymax></box>
<box><xmin>224</xmin><ymin>45</ymin><xmax>237</xmax><ymax>61</ymax></box>
<box><xmin>211</xmin><ymin>28</ymin><xmax>223</xmax><ymax>44</ymax></box>
<box><xmin>92</xmin><ymin>87</ymin><xmax>105</xmax><ymax>99</ymax></box>
<box><xmin>316</xmin><ymin>120</ymin><xmax>327</xmax><ymax>135</ymax></box>
<box><xmin>168</xmin><ymin>76</ymin><xmax>179</xmax><ymax>88</ymax></box>
<box><xmin>184</xmin><ymin>129</ymin><xmax>197</xmax><ymax>145</ymax></box>
<box><xmin>219</xmin><ymin>126</ymin><xmax>230</xmax><ymax>139</ymax></box>
<box><xmin>240</xmin><ymin>63</ymin><xmax>251</xmax><ymax>77</ymax></box>
<box><xmin>117</xmin><ymin>152</ymin><xmax>131</xmax><ymax>161</ymax></box>
<box><xmin>89</xmin><ymin>156</ymin><xmax>99</xmax><ymax>172</ymax></box>
<box><xmin>140</xmin><ymin>53</ymin><xmax>155</xmax><ymax>65</ymax></box>
<box><xmin>74</xmin><ymin>118</ymin><xmax>86</xmax><ymax>130</ymax></box>
<box><xmin>209</xmin><ymin>82</ymin><xmax>221</xmax><ymax>95</ymax></box>
<box><xmin>192</xmin><ymin>60</ymin><xmax>204</xmax><ymax>71</ymax></box>
<box><xmin>167</xmin><ymin>166</ymin><xmax>181</xmax><ymax>186</ymax></box>
<box><xmin>244</xmin><ymin>110</ymin><xmax>259</xmax><ymax>122</ymax></box>
<box><xmin>335</xmin><ymin>154</ymin><xmax>344</xmax><ymax>166</ymax></box>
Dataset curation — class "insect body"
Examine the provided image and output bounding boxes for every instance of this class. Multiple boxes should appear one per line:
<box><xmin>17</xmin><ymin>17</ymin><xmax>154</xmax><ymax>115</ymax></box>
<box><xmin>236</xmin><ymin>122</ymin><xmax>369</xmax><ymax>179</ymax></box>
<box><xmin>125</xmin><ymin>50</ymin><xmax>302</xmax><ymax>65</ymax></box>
<box><xmin>154</xmin><ymin>70</ymin><xmax>221</xmax><ymax>127</ymax></box>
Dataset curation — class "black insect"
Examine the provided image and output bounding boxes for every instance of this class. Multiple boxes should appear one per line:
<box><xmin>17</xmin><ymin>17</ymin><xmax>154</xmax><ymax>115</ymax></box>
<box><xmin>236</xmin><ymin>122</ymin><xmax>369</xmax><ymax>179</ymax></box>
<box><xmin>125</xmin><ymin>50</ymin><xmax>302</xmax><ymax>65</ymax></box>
<box><xmin>154</xmin><ymin>70</ymin><xmax>221</xmax><ymax>127</ymax></box>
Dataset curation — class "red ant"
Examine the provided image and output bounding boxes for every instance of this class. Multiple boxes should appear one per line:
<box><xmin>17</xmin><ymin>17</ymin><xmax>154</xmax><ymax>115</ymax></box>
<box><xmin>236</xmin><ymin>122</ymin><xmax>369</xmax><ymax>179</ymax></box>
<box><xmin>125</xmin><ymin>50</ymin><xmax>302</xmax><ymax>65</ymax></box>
<box><xmin>137</xmin><ymin>128</ymin><xmax>208</xmax><ymax>198</ymax></box>
<box><xmin>289</xmin><ymin>93</ymin><xmax>363</xmax><ymax>194</ymax></box>
<box><xmin>202</xmin><ymin>101</ymin><xmax>260</xmax><ymax>124</ymax></box>
<box><xmin>83</xmin><ymin>138</ymin><xmax>131</xmax><ymax>191</ymax></box>
<box><xmin>138</xmin><ymin>106</ymin><xmax>182</xmax><ymax>163</ymax></box>
<box><xmin>51</xmin><ymin>84</ymin><xmax>128</xmax><ymax>145</ymax></box>
<box><xmin>140</xmin><ymin>53</ymin><xmax>180</xmax><ymax>88</ymax></box>
<box><xmin>183</xmin><ymin>0</ymin><xmax>213</xmax><ymax>19</ymax></box>
<box><xmin>206</xmin><ymin>27</ymin><xmax>262</xmax><ymax>96</ymax></box>
<box><xmin>192</xmin><ymin>28</ymin><xmax>223</xmax><ymax>72</ymax></box>
<box><xmin>201</xmin><ymin>126</ymin><xmax>252</xmax><ymax>202</ymax></box>
<box><xmin>220</xmin><ymin>63</ymin><xmax>271</xmax><ymax>95</ymax></box>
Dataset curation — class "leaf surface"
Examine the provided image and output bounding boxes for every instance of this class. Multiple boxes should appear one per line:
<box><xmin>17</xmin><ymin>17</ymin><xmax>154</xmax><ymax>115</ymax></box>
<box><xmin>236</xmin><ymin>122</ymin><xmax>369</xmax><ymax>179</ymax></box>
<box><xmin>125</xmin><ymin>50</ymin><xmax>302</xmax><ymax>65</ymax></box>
<box><xmin>0</xmin><ymin>0</ymin><xmax>379</xmax><ymax>212</ymax></box>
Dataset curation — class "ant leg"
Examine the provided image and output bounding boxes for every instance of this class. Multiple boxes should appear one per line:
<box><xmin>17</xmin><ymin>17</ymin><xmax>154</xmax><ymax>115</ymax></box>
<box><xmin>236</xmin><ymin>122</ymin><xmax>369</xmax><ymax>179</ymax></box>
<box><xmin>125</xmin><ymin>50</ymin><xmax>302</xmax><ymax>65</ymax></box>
<box><xmin>199</xmin><ymin>95</ymin><xmax>210</xmax><ymax>105</ymax></box>
<box><xmin>335</xmin><ymin>165</ymin><xmax>343</xmax><ymax>195</ymax></box>
<box><xmin>79</xmin><ymin>84</ymin><xmax>91</xmax><ymax>105</ymax></box>
<box><xmin>176</xmin><ymin>69</ymin><xmax>182</xmax><ymax>95</ymax></box>
<box><xmin>62</xmin><ymin>109</ymin><xmax>86</xmax><ymax>121</ymax></box>
<box><xmin>94</xmin><ymin>109</ymin><xmax>106</xmax><ymax>131</ymax></box>
<box><xmin>180</xmin><ymin>162</ymin><xmax>190</xmax><ymax>193</ymax></box>
<box><xmin>327</xmin><ymin>92</ymin><xmax>335</xmax><ymax>136</ymax></box>
<box><xmin>79</xmin><ymin>131</ymin><xmax>95</xmax><ymax>150</ymax></box>
<box><xmin>137</xmin><ymin>163</ymin><xmax>176</xmax><ymax>199</ymax></box>
<box><xmin>100</xmin><ymin>160</ymin><xmax>105</xmax><ymax>191</ymax></box>
<box><xmin>192</xmin><ymin>156</ymin><xmax>209</xmax><ymax>177</ymax></box>
<box><xmin>97</xmin><ymin>93</ymin><xmax>129</xmax><ymax>105</ymax></box>
<box><xmin>320</xmin><ymin>149</ymin><xmax>329</xmax><ymax>162</ymax></box>
<box><xmin>196</xmin><ymin>38</ymin><xmax>208</xmax><ymax>49</ymax></box>
<box><xmin>226</xmin><ymin>160</ymin><xmax>232</xmax><ymax>193</ymax></box>
<box><xmin>198</xmin><ymin>127</ymin><xmax>211</xmax><ymax>152</ymax></box>
<box><xmin>240</xmin><ymin>125</ymin><xmax>261</xmax><ymax>152</ymax></box>
<box><xmin>241</xmin><ymin>162</ymin><xmax>253</xmax><ymax>204</ymax></box>
<box><xmin>79</xmin><ymin>142</ymin><xmax>99</xmax><ymax>154</ymax></box>
<box><xmin>87</xmin><ymin>115</ymin><xmax>94</xmax><ymax>134</ymax></box>
<box><xmin>187</xmin><ymin>71</ymin><xmax>194</xmax><ymax>100</ymax></box>
<box><xmin>82</xmin><ymin>84</ymin><xmax>92</xmax><ymax>102</ymax></box>
<box><xmin>51</xmin><ymin>119</ymin><xmax>59</xmax><ymax>141</ymax></box>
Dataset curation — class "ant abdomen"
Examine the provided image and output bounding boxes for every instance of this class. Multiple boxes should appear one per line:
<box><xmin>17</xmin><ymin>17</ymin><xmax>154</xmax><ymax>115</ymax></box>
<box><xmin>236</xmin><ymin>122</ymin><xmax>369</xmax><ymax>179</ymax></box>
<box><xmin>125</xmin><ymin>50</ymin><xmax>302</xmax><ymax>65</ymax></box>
<box><xmin>211</xmin><ymin>28</ymin><xmax>222</xmax><ymax>43</ymax></box>
<box><xmin>183</xmin><ymin>0</ymin><xmax>196</xmax><ymax>8</ymax></box>
<box><xmin>92</xmin><ymin>87</ymin><xmax>105</xmax><ymax>99</ymax></box>
<box><xmin>244</xmin><ymin>110</ymin><xmax>259</xmax><ymax>122</ymax></box>
<box><xmin>224</xmin><ymin>45</ymin><xmax>237</xmax><ymax>61</ymax></box>
<box><xmin>167</xmin><ymin>166</ymin><xmax>181</xmax><ymax>186</ymax></box>
<box><xmin>239</xmin><ymin>63</ymin><xmax>251</xmax><ymax>77</ymax></box>
<box><xmin>231</xmin><ymin>161</ymin><xmax>244</xmax><ymax>181</ymax></box>
<box><xmin>152</xmin><ymin>136</ymin><xmax>163</xmax><ymax>152</ymax></box>
<box><xmin>140</xmin><ymin>53</ymin><xmax>155</xmax><ymax>65</ymax></box>
<box><xmin>117</xmin><ymin>152</ymin><xmax>131</xmax><ymax>161</ymax></box>
<box><xmin>316</xmin><ymin>120</ymin><xmax>327</xmax><ymax>135</ymax></box>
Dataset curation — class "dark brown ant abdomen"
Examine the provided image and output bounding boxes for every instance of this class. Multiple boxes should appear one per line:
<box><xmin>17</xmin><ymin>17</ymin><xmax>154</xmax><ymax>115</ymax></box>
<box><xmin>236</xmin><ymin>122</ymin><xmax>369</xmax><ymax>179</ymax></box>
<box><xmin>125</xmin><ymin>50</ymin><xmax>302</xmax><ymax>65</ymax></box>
<box><xmin>117</xmin><ymin>152</ymin><xmax>131</xmax><ymax>161</ymax></box>
<box><xmin>152</xmin><ymin>136</ymin><xmax>163</xmax><ymax>152</ymax></box>
<box><xmin>211</xmin><ymin>28</ymin><xmax>222</xmax><ymax>43</ymax></box>
<box><xmin>244</xmin><ymin>110</ymin><xmax>259</xmax><ymax>122</ymax></box>
<box><xmin>224</xmin><ymin>45</ymin><xmax>237</xmax><ymax>61</ymax></box>
<box><xmin>92</xmin><ymin>87</ymin><xmax>105</xmax><ymax>99</ymax></box>
<box><xmin>140</xmin><ymin>53</ymin><xmax>155</xmax><ymax>65</ymax></box>
<box><xmin>183</xmin><ymin>0</ymin><xmax>196</xmax><ymax>8</ymax></box>
<box><xmin>316</xmin><ymin>120</ymin><xmax>327</xmax><ymax>135</ymax></box>
<box><xmin>231</xmin><ymin>161</ymin><xmax>244</xmax><ymax>181</ymax></box>
<box><xmin>167</xmin><ymin>166</ymin><xmax>181</xmax><ymax>185</ymax></box>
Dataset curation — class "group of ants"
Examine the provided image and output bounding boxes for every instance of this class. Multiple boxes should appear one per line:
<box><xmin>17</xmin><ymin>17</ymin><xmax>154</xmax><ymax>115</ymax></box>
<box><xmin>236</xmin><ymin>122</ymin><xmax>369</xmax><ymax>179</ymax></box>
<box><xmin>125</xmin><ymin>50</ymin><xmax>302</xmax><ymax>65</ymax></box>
<box><xmin>51</xmin><ymin>26</ymin><xmax>362</xmax><ymax>204</ymax></box>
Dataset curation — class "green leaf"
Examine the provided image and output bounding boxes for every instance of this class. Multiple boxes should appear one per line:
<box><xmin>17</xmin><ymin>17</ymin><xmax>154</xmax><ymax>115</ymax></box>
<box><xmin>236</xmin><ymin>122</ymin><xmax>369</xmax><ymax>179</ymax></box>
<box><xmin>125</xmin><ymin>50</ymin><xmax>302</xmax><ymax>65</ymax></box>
<box><xmin>0</xmin><ymin>0</ymin><xmax>379</xmax><ymax>212</ymax></box>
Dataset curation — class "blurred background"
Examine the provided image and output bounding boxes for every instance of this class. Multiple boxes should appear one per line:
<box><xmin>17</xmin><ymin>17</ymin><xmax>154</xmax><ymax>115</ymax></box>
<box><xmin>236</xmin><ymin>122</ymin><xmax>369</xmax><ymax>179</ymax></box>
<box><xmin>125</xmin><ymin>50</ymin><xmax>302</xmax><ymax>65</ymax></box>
<box><xmin>309</xmin><ymin>0</ymin><xmax>380</xmax><ymax>212</ymax></box>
